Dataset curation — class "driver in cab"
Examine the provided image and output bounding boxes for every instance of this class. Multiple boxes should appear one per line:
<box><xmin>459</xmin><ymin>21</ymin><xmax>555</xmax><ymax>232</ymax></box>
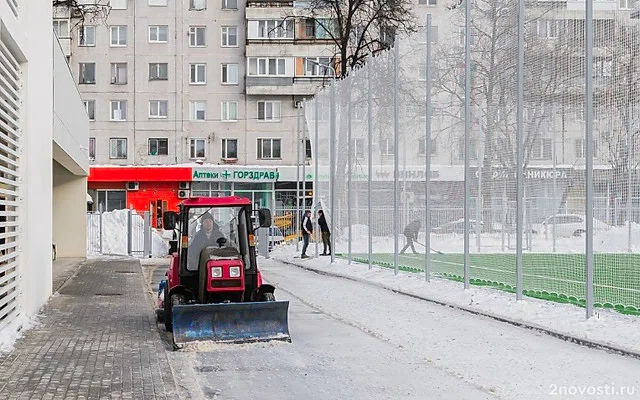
<box><xmin>189</xmin><ymin>212</ymin><xmax>224</xmax><ymax>269</ymax></box>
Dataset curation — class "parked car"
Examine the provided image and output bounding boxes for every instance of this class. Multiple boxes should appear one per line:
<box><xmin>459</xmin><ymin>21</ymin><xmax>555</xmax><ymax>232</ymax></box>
<box><xmin>432</xmin><ymin>219</ymin><xmax>483</xmax><ymax>234</ymax></box>
<box><xmin>533</xmin><ymin>214</ymin><xmax>611</xmax><ymax>237</ymax></box>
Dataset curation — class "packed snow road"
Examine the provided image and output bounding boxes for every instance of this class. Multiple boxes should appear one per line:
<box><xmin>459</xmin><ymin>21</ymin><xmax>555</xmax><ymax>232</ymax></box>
<box><xmin>164</xmin><ymin>259</ymin><xmax>640</xmax><ymax>399</ymax></box>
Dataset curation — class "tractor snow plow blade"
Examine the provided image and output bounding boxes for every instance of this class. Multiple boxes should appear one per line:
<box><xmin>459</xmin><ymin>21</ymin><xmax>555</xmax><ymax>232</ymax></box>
<box><xmin>172</xmin><ymin>301</ymin><xmax>290</xmax><ymax>345</ymax></box>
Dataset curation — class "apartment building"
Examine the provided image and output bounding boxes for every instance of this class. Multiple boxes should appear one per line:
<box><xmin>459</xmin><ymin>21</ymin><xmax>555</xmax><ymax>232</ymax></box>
<box><xmin>54</xmin><ymin>0</ymin><xmax>337</xmax><ymax>166</ymax></box>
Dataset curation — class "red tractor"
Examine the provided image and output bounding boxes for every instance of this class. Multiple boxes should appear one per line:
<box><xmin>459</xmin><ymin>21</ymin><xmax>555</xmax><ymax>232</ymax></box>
<box><xmin>159</xmin><ymin>196</ymin><xmax>290</xmax><ymax>345</ymax></box>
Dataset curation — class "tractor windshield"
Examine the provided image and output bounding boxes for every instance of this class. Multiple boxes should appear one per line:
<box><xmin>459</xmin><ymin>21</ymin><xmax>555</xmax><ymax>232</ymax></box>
<box><xmin>186</xmin><ymin>206</ymin><xmax>246</xmax><ymax>271</ymax></box>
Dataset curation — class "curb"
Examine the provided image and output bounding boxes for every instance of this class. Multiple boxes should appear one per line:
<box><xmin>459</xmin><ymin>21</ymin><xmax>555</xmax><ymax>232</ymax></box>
<box><xmin>274</xmin><ymin>257</ymin><xmax>640</xmax><ymax>361</ymax></box>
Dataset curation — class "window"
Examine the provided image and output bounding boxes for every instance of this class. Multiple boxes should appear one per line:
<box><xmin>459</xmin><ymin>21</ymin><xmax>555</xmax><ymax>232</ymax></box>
<box><xmin>79</xmin><ymin>26</ymin><xmax>96</xmax><ymax>46</ymax></box>
<box><xmin>221</xmin><ymin>101</ymin><xmax>238</xmax><ymax>121</ymax></box>
<box><xmin>221</xmin><ymin>26</ymin><xmax>238</xmax><ymax>47</ymax></box>
<box><xmin>305</xmin><ymin>139</ymin><xmax>312</xmax><ymax>159</ymax></box>
<box><xmin>110</xmin><ymin>26</ymin><xmax>127</xmax><ymax>46</ymax></box>
<box><xmin>248</xmin><ymin>58</ymin><xmax>286</xmax><ymax>76</ymax></box>
<box><xmin>189</xmin><ymin>26</ymin><xmax>206</xmax><ymax>47</ymax></box>
<box><xmin>83</xmin><ymin>100</ymin><xmax>95</xmax><ymax>121</ymax></box>
<box><xmin>109</xmin><ymin>138</ymin><xmax>127</xmax><ymax>159</ymax></box>
<box><xmin>221</xmin><ymin>63</ymin><xmax>238</xmax><ymax>84</ymax></box>
<box><xmin>536</xmin><ymin>19</ymin><xmax>563</xmax><ymax>39</ymax></box>
<box><xmin>149</xmin><ymin>63</ymin><xmax>168</xmax><ymax>80</ymax></box>
<box><xmin>304</xmin><ymin>57</ymin><xmax>333</xmax><ymax>76</ymax></box>
<box><xmin>594</xmin><ymin>57</ymin><xmax>612</xmax><ymax>78</ymax></box>
<box><xmin>96</xmin><ymin>190</ymin><xmax>127</xmax><ymax>212</ymax></box>
<box><xmin>88</xmin><ymin>138</ymin><xmax>96</xmax><ymax>160</ymax></box>
<box><xmin>111</xmin><ymin>63</ymin><xmax>128</xmax><ymax>84</ymax></box>
<box><xmin>381</xmin><ymin>138</ymin><xmax>395</xmax><ymax>156</ymax></box>
<box><xmin>457</xmin><ymin>137</ymin><xmax>477</xmax><ymax>160</ymax></box>
<box><xmin>418</xmin><ymin>0</ymin><xmax>437</xmax><ymax>4</ymax></box>
<box><xmin>110</xmin><ymin>0</ymin><xmax>127</xmax><ymax>9</ymax></box>
<box><xmin>190</xmin><ymin>138</ymin><xmax>206</xmax><ymax>159</ymax></box>
<box><xmin>222</xmin><ymin>0</ymin><xmax>237</xmax><ymax>9</ymax></box>
<box><xmin>190</xmin><ymin>0</ymin><xmax>206</xmax><ymax>9</ymax></box>
<box><xmin>418</xmin><ymin>138</ymin><xmax>438</xmax><ymax>156</ymax></box>
<box><xmin>149</xmin><ymin>100</ymin><xmax>168</xmax><ymax>118</ymax></box>
<box><xmin>190</xmin><ymin>101</ymin><xmax>206</xmax><ymax>121</ymax></box>
<box><xmin>620</xmin><ymin>0</ymin><xmax>639</xmax><ymax>9</ymax></box>
<box><xmin>149</xmin><ymin>25</ymin><xmax>169</xmax><ymax>43</ymax></box>
<box><xmin>148</xmin><ymin>138</ymin><xmax>169</xmax><ymax>155</ymax></box>
<box><xmin>257</xmin><ymin>101</ymin><xmax>281</xmax><ymax>122</ymax></box>
<box><xmin>149</xmin><ymin>0</ymin><xmax>168</xmax><ymax>5</ymax></box>
<box><xmin>257</xmin><ymin>138</ymin><xmax>281</xmax><ymax>159</ymax></box>
<box><xmin>530</xmin><ymin>138</ymin><xmax>553</xmax><ymax>160</ymax></box>
<box><xmin>352</xmin><ymin>138</ymin><xmax>365</xmax><ymax>158</ymax></box>
<box><xmin>575</xmin><ymin>139</ymin><xmax>598</xmax><ymax>158</ymax></box>
<box><xmin>256</xmin><ymin>20</ymin><xmax>294</xmax><ymax>39</ymax></box>
<box><xmin>302</xmin><ymin>19</ymin><xmax>315</xmax><ymax>38</ymax></box>
<box><xmin>53</xmin><ymin>20</ymin><xmax>69</xmax><ymax>38</ymax></box>
<box><xmin>79</xmin><ymin>63</ymin><xmax>96</xmax><ymax>84</ymax></box>
<box><xmin>315</xmin><ymin>18</ymin><xmax>335</xmax><ymax>39</ymax></box>
<box><xmin>222</xmin><ymin>139</ymin><xmax>238</xmax><ymax>159</ymax></box>
<box><xmin>190</xmin><ymin>63</ymin><xmax>207</xmax><ymax>84</ymax></box>
<box><xmin>110</xmin><ymin>100</ymin><xmax>127</xmax><ymax>121</ymax></box>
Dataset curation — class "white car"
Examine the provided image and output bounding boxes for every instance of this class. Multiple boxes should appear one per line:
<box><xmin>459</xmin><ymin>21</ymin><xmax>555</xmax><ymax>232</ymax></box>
<box><xmin>535</xmin><ymin>214</ymin><xmax>610</xmax><ymax>238</ymax></box>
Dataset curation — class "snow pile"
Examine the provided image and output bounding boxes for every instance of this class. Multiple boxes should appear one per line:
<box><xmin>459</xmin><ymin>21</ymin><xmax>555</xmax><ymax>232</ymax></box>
<box><xmin>0</xmin><ymin>314</ymin><xmax>41</xmax><ymax>353</ymax></box>
<box><xmin>271</xmin><ymin>245</ymin><xmax>640</xmax><ymax>354</ymax></box>
<box><xmin>87</xmin><ymin>210</ymin><xmax>169</xmax><ymax>257</ymax></box>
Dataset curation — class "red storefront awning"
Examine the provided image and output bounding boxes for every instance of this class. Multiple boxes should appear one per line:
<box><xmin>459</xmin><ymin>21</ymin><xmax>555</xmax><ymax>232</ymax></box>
<box><xmin>88</xmin><ymin>166</ymin><xmax>192</xmax><ymax>182</ymax></box>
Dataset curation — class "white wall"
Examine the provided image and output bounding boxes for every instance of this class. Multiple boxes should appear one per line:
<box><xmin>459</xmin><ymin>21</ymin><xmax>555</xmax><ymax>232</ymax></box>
<box><xmin>21</xmin><ymin>0</ymin><xmax>55</xmax><ymax>316</ymax></box>
<box><xmin>53</xmin><ymin>161</ymin><xmax>87</xmax><ymax>258</ymax></box>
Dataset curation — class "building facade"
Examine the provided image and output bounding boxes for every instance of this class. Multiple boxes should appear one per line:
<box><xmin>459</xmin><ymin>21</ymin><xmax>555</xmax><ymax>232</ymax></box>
<box><xmin>54</xmin><ymin>0</ymin><xmax>335</xmax><ymax>167</ymax></box>
<box><xmin>0</xmin><ymin>0</ymin><xmax>89</xmax><ymax>345</ymax></box>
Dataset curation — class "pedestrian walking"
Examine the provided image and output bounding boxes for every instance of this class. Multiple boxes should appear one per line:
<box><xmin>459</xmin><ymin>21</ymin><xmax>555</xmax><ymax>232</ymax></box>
<box><xmin>318</xmin><ymin>210</ymin><xmax>331</xmax><ymax>256</ymax></box>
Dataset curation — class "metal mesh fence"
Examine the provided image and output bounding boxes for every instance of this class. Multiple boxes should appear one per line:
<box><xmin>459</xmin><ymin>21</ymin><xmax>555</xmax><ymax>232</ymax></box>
<box><xmin>305</xmin><ymin>1</ymin><xmax>640</xmax><ymax>317</ymax></box>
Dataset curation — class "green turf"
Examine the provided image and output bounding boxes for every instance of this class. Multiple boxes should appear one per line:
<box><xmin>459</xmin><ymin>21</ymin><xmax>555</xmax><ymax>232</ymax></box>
<box><xmin>344</xmin><ymin>253</ymin><xmax>640</xmax><ymax>315</ymax></box>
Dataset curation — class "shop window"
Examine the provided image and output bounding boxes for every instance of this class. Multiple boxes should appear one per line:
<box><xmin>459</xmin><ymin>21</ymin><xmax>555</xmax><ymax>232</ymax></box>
<box><xmin>96</xmin><ymin>190</ymin><xmax>126</xmax><ymax>212</ymax></box>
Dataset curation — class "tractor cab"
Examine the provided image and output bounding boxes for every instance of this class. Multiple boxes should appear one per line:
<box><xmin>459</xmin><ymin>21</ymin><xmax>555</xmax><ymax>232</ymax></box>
<box><xmin>160</xmin><ymin>196</ymin><xmax>289</xmax><ymax>345</ymax></box>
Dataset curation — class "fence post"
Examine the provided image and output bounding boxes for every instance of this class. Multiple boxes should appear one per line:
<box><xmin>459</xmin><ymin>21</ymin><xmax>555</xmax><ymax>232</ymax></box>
<box><xmin>393</xmin><ymin>35</ymin><xmax>400</xmax><ymax>276</ymax></box>
<box><xmin>127</xmin><ymin>209</ymin><xmax>133</xmax><ymax>257</ymax></box>
<box><xmin>425</xmin><ymin>14</ymin><xmax>433</xmax><ymax>282</ymax></box>
<box><xmin>143</xmin><ymin>211</ymin><xmax>151</xmax><ymax>258</ymax></box>
<box><xmin>98</xmin><ymin>203</ymin><xmax>103</xmax><ymax>254</ymax></box>
<box><xmin>367</xmin><ymin>59</ymin><xmax>373</xmax><ymax>270</ymax></box>
<box><xmin>585</xmin><ymin>0</ymin><xmax>595</xmax><ymax>318</ymax></box>
<box><xmin>463</xmin><ymin>0</ymin><xmax>471</xmax><ymax>289</ymax></box>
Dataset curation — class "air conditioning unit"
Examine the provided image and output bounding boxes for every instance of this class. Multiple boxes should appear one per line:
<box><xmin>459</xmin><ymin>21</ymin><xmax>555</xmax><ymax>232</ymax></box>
<box><xmin>178</xmin><ymin>189</ymin><xmax>190</xmax><ymax>199</ymax></box>
<box><xmin>178</xmin><ymin>182</ymin><xmax>190</xmax><ymax>190</ymax></box>
<box><xmin>126</xmin><ymin>182</ymin><xmax>139</xmax><ymax>191</ymax></box>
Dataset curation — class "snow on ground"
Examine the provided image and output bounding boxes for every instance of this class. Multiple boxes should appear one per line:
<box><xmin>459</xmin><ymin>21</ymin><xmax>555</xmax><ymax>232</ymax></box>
<box><xmin>0</xmin><ymin>314</ymin><xmax>41</xmax><ymax>353</ymax></box>
<box><xmin>271</xmin><ymin>245</ymin><xmax>640</xmax><ymax>355</ymax></box>
<box><xmin>333</xmin><ymin>222</ymin><xmax>640</xmax><ymax>254</ymax></box>
<box><xmin>87</xmin><ymin>210</ymin><xmax>169</xmax><ymax>257</ymax></box>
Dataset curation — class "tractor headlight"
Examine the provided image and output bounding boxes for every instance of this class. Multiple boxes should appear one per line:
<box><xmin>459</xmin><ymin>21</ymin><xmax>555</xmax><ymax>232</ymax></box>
<box><xmin>211</xmin><ymin>267</ymin><xmax>222</xmax><ymax>278</ymax></box>
<box><xmin>229</xmin><ymin>266</ymin><xmax>241</xmax><ymax>278</ymax></box>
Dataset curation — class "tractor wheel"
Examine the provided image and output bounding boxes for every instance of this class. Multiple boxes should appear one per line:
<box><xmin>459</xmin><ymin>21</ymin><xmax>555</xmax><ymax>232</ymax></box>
<box><xmin>261</xmin><ymin>292</ymin><xmax>276</xmax><ymax>302</ymax></box>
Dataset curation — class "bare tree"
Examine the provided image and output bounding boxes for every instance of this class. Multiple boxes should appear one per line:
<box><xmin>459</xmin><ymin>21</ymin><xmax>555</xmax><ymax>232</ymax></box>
<box><xmin>432</xmin><ymin>0</ymin><xmax>575</xmax><ymax>227</ymax></box>
<box><xmin>295</xmin><ymin>0</ymin><xmax>417</xmax><ymax>77</ymax></box>
<box><xmin>53</xmin><ymin>0</ymin><xmax>111</xmax><ymax>29</ymax></box>
<box><xmin>594</xmin><ymin>20</ymin><xmax>640</xmax><ymax>225</ymax></box>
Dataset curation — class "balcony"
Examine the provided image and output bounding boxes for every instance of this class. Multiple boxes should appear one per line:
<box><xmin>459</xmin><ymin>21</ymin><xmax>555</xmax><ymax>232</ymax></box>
<box><xmin>246</xmin><ymin>0</ymin><xmax>293</xmax><ymax>7</ymax></box>
<box><xmin>246</xmin><ymin>76</ymin><xmax>329</xmax><ymax>95</ymax></box>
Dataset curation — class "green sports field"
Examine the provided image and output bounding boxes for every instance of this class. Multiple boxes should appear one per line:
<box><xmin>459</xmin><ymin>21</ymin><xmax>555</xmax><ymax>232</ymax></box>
<box><xmin>346</xmin><ymin>253</ymin><xmax>640</xmax><ymax>315</ymax></box>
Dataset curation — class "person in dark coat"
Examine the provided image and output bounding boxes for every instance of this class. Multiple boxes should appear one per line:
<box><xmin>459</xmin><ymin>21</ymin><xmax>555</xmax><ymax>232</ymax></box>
<box><xmin>301</xmin><ymin>210</ymin><xmax>313</xmax><ymax>258</ymax></box>
<box><xmin>318</xmin><ymin>210</ymin><xmax>331</xmax><ymax>256</ymax></box>
<box><xmin>189</xmin><ymin>212</ymin><xmax>224</xmax><ymax>270</ymax></box>
<box><xmin>400</xmin><ymin>220</ymin><xmax>421</xmax><ymax>255</ymax></box>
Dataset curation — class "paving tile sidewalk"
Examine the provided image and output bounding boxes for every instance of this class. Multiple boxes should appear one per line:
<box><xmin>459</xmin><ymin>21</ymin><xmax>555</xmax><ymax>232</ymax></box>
<box><xmin>0</xmin><ymin>258</ymin><xmax>179</xmax><ymax>399</ymax></box>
